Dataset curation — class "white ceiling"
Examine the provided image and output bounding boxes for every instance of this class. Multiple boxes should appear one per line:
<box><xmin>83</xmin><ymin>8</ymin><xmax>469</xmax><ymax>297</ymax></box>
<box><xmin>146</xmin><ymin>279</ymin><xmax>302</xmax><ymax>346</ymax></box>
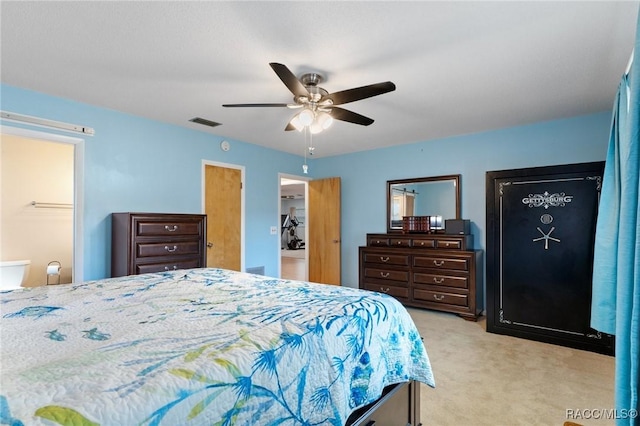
<box><xmin>1</xmin><ymin>1</ymin><xmax>637</xmax><ymax>158</ymax></box>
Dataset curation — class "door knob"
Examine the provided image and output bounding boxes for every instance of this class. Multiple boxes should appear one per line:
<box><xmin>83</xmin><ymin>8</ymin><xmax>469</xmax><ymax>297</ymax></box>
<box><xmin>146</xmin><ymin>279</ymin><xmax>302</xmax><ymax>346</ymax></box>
<box><xmin>207</xmin><ymin>242</ymin><xmax>213</xmax><ymax>248</ymax></box>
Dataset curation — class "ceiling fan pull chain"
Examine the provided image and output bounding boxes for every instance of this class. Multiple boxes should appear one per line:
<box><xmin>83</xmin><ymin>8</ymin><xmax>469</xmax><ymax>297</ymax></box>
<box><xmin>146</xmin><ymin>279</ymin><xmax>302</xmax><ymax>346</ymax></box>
<box><xmin>302</xmin><ymin>127</ymin><xmax>309</xmax><ymax>174</ymax></box>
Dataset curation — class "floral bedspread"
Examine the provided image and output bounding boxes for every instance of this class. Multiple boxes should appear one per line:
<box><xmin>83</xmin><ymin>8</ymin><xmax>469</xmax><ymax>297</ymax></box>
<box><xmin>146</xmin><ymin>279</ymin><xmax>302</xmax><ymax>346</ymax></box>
<box><xmin>0</xmin><ymin>268</ymin><xmax>434</xmax><ymax>425</ymax></box>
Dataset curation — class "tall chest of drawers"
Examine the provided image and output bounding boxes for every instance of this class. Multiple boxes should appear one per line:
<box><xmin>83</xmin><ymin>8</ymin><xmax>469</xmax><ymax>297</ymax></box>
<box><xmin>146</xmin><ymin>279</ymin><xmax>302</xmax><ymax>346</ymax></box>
<box><xmin>359</xmin><ymin>233</ymin><xmax>483</xmax><ymax>321</ymax></box>
<box><xmin>111</xmin><ymin>213</ymin><xmax>207</xmax><ymax>277</ymax></box>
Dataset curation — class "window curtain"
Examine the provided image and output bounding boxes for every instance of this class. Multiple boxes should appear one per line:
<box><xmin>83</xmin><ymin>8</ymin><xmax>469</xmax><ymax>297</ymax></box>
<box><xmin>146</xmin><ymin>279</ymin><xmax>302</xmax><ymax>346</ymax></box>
<box><xmin>591</xmin><ymin>9</ymin><xmax>639</xmax><ymax>425</ymax></box>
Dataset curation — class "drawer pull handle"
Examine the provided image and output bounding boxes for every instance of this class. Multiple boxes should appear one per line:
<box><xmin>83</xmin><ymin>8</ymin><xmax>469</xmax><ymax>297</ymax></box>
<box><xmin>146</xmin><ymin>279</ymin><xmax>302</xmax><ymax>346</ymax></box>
<box><xmin>419</xmin><ymin>242</ymin><xmax>425</xmax><ymax>246</ymax></box>
<box><xmin>380</xmin><ymin>256</ymin><xmax>390</xmax><ymax>262</ymax></box>
<box><xmin>433</xmin><ymin>260</ymin><xmax>445</xmax><ymax>267</ymax></box>
<box><xmin>433</xmin><ymin>294</ymin><xmax>445</xmax><ymax>301</ymax></box>
<box><xmin>164</xmin><ymin>225</ymin><xmax>178</xmax><ymax>232</ymax></box>
<box><xmin>375</xmin><ymin>240</ymin><xmax>381</xmax><ymax>244</ymax></box>
<box><xmin>380</xmin><ymin>287</ymin><xmax>390</xmax><ymax>293</ymax></box>
<box><xmin>164</xmin><ymin>265</ymin><xmax>178</xmax><ymax>271</ymax></box>
<box><xmin>164</xmin><ymin>245</ymin><xmax>178</xmax><ymax>252</ymax></box>
<box><xmin>397</xmin><ymin>241</ymin><xmax>402</xmax><ymax>245</ymax></box>
<box><xmin>380</xmin><ymin>272</ymin><xmax>390</xmax><ymax>278</ymax></box>
<box><xmin>433</xmin><ymin>277</ymin><xmax>445</xmax><ymax>284</ymax></box>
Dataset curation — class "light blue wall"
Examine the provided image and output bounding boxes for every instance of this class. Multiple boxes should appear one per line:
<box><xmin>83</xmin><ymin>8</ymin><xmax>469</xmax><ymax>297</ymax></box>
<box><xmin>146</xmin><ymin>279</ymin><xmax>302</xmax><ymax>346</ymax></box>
<box><xmin>1</xmin><ymin>84</ymin><xmax>612</xmax><ymax>292</ymax></box>
<box><xmin>1</xmin><ymin>84</ymin><xmax>313</xmax><ymax>280</ymax></box>
<box><xmin>313</xmin><ymin>111</ymin><xmax>612</xmax><ymax>288</ymax></box>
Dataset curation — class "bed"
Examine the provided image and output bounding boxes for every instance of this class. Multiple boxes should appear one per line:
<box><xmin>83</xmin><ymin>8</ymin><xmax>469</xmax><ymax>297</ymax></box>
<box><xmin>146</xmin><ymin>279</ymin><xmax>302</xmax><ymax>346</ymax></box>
<box><xmin>0</xmin><ymin>268</ymin><xmax>434</xmax><ymax>425</ymax></box>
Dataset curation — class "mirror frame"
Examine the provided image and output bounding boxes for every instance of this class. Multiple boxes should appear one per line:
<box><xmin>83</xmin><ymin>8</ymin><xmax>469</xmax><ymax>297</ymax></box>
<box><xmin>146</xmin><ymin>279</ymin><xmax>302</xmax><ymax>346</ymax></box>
<box><xmin>386</xmin><ymin>174</ymin><xmax>461</xmax><ymax>233</ymax></box>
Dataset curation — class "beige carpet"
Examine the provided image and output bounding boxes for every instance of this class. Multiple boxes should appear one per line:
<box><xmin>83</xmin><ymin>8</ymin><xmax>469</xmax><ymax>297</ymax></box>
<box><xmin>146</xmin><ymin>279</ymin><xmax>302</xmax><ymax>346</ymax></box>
<box><xmin>409</xmin><ymin>308</ymin><xmax>615</xmax><ymax>426</ymax></box>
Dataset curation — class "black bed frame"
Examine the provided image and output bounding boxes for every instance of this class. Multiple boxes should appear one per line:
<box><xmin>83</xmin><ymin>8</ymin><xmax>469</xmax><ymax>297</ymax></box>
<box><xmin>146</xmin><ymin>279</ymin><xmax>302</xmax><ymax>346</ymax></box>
<box><xmin>346</xmin><ymin>380</ymin><xmax>421</xmax><ymax>426</ymax></box>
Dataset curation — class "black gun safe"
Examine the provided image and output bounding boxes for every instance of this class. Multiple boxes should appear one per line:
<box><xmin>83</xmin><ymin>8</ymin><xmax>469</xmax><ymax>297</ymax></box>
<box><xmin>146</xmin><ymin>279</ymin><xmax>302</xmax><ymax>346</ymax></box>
<box><xmin>486</xmin><ymin>162</ymin><xmax>614</xmax><ymax>355</ymax></box>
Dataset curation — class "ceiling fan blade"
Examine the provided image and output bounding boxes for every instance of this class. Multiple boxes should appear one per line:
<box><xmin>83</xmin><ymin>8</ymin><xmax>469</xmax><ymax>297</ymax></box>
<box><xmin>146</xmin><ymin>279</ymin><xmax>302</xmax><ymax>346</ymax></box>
<box><xmin>269</xmin><ymin>62</ymin><xmax>310</xmax><ymax>99</ymax></box>
<box><xmin>323</xmin><ymin>81</ymin><xmax>396</xmax><ymax>106</ymax></box>
<box><xmin>222</xmin><ymin>103</ymin><xmax>289</xmax><ymax>108</ymax></box>
<box><xmin>330</xmin><ymin>107</ymin><xmax>374</xmax><ymax>126</ymax></box>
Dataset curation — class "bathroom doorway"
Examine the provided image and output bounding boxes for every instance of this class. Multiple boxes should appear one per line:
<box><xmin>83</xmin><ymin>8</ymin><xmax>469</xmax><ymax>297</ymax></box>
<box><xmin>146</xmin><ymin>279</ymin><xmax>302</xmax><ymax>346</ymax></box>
<box><xmin>0</xmin><ymin>126</ymin><xmax>84</xmax><ymax>286</ymax></box>
<box><xmin>279</xmin><ymin>175</ymin><xmax>308</xmax><ymax>281</ymax></box>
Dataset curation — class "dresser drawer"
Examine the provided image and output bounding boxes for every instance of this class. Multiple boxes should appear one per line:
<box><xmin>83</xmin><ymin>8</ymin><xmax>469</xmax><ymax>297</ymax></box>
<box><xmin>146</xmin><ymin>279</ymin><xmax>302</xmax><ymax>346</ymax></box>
<box><xmin>136</xmin><ymin>258</ymin><xmax>202</xmax><ymax>274</ymax></box>
<box><xmin>413</xmin><ymin>272</ymin><xmax>468</xmax><ymax>289</ymax></box>
<box><xmin>413</xmin><ymin>256</ymin><xmax>469</xmax><ymax>271</ymax></box>
<box><xmin>137</xmin><ymin>240</ymin><xmax>202</xmax><ymax>258</ymax></box>
<box><xmin>411</xmin><ymin>238</ymin><xmax>436</xmax><ymax>249</ymax></box>
<box><xmin>363</xmin><ymin>253</ymin><xmax>409</xmax><ymax>267</ymax></box>
<box><xmin>389</xmin><ymin>238</ymin><xmax>411</xmax><ymax>248</ymax></box>
<box><xmin>364</xmin><ymin>283</ymin><xmax>409</xmax><ymax>300</ymax></box>
<box><xmin>436</xmin><ymin>239</ymin><xmax>462</xmax><ymax>250</ymax></box>
<box><xmin>367</xmin><ymin>236</ymin><xmax>390</xmax><ymax>246</ymax></box>
<box><xmin>364</xmin><ymin>268</ymin><xmax>409</xmax><ymax>283</ymax></box>
<box><xmin>413</xmin><ymin>288</ymin><xmax>468</xmax><ymax>307</ymax></box>
<box><xmin>136</xmin><ymin>221</ymin><xmax>202</xmax><ymax>237</ymax></box>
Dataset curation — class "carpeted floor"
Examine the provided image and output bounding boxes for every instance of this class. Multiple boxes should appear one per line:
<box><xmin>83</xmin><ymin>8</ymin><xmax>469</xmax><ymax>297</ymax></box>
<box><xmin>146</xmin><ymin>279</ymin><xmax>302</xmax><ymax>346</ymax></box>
<box><xmin>409</xmin><ymin>308</ymin><xmax>615</xmax><ymax>426</ymax></box>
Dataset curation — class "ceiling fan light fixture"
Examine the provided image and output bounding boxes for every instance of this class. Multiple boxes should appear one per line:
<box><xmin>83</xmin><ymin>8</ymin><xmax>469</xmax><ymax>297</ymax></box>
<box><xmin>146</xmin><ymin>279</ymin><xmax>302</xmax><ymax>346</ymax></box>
<box><xmin>298</xmin><ymin>108</ymin><xmax>315</xmax><ymax>126</ymax></box>
<box><xmin>316</xmin><ymin>112</ymin><xmax>333</xmax><ymax>130</ymax></box>
<box><xmin>309</xmin><ymin>121</ymin><xmax>324</xmax><ymax>135</ymax></box>
<box><xmin>289</xmin><ymin>114</ymin><xmax>305</xmax><ymax>132</ymax></box>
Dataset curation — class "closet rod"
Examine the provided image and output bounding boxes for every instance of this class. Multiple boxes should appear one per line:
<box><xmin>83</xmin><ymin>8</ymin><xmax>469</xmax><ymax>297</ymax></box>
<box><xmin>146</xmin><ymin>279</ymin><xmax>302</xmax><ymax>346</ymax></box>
<box><xmin>31</xmin><ymin>201</ymin><xmax>73</xmax><ymax>209</ymax></box>
<box><xmin>1</xmin><ymin>111</ymin><xmax>95</xmax><ymax>135</ymax></box>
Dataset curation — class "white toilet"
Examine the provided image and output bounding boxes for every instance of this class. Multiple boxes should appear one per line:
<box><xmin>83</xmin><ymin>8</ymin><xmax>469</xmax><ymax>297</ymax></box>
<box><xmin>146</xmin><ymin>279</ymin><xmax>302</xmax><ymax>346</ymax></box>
<box><xmin>0</xmin><ymin>260</ymin><xmax>31</xmax><ymax>290</ymax></box>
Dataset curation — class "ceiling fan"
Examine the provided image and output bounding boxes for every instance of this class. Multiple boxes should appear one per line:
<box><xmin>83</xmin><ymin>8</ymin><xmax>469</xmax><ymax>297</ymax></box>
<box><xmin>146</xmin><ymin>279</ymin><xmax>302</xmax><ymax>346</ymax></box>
<box><xmin>222</xmin><ymin>62</ymin><xmax>396</xmax><ymax>132</ymax></box>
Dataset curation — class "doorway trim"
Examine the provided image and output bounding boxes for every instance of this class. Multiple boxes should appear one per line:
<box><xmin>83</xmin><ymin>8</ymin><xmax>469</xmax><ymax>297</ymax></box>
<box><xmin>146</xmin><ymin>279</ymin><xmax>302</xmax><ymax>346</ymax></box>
<box><xmin>278</xmin><ymin>173</ymin><xmax>310</xmax><ymax>279</ymax></box>
<box><xmin>1</xmin><ymin>124</ymin><xmax>85</xmax><ymax>283</ymax></box>
<box><xmin>201</xmin><ymin>159</ymin><xmax>245</xmax><ymax>272</ymax></box>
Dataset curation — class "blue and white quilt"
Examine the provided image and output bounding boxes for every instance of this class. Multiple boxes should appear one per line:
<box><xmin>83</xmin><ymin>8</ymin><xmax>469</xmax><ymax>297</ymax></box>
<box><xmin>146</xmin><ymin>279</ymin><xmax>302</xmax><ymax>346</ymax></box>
<box><xmin>0</xmin><ymin>268</ymin><xmax>434</xmax><ymax>425</ymax></box>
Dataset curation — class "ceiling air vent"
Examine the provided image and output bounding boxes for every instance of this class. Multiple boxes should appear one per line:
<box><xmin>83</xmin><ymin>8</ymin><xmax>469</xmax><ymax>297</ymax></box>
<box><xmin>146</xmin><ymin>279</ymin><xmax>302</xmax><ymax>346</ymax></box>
<box><xmin>189</xmin><ymin>117</ymin><xmax>222</xmax><ymax>128</ymax></box>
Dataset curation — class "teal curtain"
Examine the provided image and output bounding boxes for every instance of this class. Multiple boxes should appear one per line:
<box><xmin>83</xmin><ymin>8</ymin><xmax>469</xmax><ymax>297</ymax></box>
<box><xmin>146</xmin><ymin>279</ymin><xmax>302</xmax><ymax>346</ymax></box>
<box><xmin>591</xmin><ymin>10</ymin><xmax>639</xmax><ymax>425</ymax></box>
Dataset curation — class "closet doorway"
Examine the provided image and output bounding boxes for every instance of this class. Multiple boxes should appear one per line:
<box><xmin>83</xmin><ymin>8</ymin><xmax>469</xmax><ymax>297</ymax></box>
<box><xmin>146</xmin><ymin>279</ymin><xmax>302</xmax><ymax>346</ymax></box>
<box><xmin>280</xmin><ymin>176</ymin><xmax>307</xmax><ymax>281</ymax></box>
<box><xmin>203</xmin><ymin>161</ymin><xmax>244</xmax><ymax>272</ymax></box>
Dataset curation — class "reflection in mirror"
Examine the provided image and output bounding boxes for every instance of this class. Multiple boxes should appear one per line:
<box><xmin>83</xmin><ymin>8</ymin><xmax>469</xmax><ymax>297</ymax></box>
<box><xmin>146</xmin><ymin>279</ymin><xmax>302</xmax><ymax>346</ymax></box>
<box><xmin>387</xmin><ymin>175</ymin><xmax>461</xmax><ymax>233</ymax></box>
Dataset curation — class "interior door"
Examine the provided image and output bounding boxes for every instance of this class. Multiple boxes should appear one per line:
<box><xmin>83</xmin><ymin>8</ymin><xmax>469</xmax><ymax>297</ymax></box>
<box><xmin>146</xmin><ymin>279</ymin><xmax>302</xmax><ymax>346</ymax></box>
<box><xmin>204</xmin><ymin>164</ymin><xmax>241</xmax><ymax>271</ymax></box>
<box><xmin>308</xmin><ymin>177</ymin><xmax>341</xmax><ymax>285</ymax></box>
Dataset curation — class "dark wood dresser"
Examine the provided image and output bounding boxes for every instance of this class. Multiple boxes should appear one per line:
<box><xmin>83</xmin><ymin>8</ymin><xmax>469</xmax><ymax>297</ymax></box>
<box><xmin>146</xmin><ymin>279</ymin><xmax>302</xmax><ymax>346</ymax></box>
<box><xmin>359</xmin><ymin>233</ymin><xmax>483</xmax><ymax>321</ymax></box>
<box><xmin>111</xmin><ymin>213</ymin><xmax>207</xmax><ymax>277</ymax></box>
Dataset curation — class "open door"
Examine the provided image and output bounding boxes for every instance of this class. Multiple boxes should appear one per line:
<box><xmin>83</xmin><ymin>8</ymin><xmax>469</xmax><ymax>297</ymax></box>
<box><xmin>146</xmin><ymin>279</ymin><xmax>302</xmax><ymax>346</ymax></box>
<box><xmin>204</xmin><ymin>164</ymin><xmax>242</xmax><ymax>271</ymax></box>
<box><xmin>308</xmin><ymin>177</ymin><xmax>341</xmax><ymax>285</ymax></box>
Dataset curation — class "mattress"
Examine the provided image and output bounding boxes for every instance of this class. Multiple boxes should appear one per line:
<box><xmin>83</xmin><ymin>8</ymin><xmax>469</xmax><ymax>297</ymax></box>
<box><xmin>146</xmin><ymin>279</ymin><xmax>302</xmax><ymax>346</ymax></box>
<box><xmin>0</xmin><ymin>268</ymin><xmax>434</xmax><ymax>425</ymax></box>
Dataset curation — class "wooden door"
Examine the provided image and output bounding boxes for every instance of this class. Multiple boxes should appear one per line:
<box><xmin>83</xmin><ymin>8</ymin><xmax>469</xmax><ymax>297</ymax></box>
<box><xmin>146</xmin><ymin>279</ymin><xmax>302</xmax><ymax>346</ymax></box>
<box><xmin>308</xmin><ymin>177</ymin><xmax>341</xmax><ymax>285</ymax></box>
<box><xmin>205</xmin><ymin>164</ymin><xmax>241</xmax><ymax>271</ymax></box>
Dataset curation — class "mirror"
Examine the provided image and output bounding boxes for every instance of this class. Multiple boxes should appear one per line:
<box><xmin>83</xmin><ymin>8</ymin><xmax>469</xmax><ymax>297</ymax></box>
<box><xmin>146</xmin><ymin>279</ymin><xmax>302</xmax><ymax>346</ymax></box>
<box><xmin>387</xmin><ymin>174</ymin><xmax>461</xmax><ymax>233</ymax></box>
